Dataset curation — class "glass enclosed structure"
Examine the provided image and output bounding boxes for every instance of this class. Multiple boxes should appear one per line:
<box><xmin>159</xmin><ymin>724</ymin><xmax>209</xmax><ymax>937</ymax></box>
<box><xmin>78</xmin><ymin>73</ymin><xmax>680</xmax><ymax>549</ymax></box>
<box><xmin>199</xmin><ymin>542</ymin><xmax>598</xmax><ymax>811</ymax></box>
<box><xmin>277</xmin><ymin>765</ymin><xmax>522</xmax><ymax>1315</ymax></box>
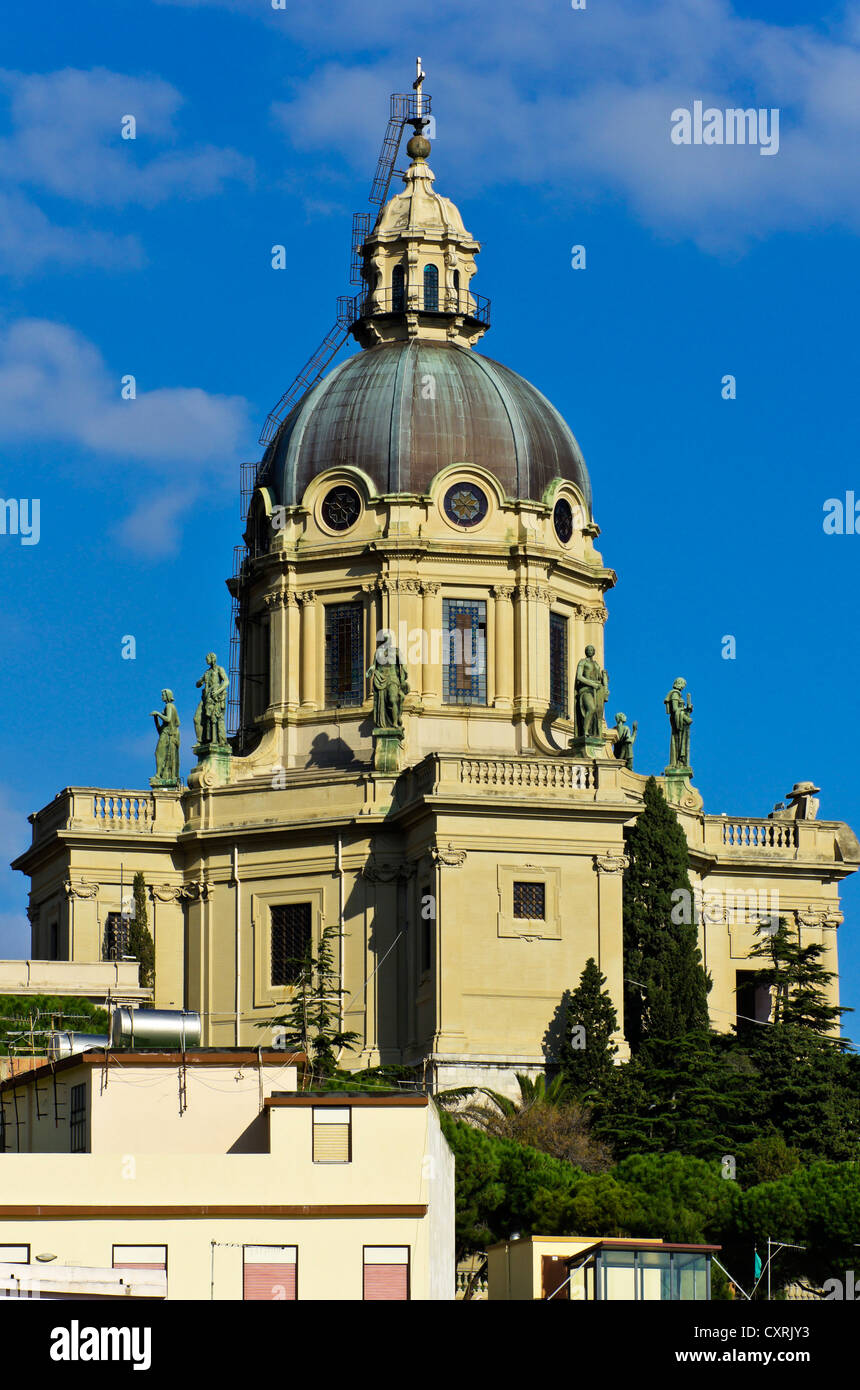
<box><xmin>565</xmin><ymin>1243</ymin><xmax>712</xmax><ymax>1301</ymax></box>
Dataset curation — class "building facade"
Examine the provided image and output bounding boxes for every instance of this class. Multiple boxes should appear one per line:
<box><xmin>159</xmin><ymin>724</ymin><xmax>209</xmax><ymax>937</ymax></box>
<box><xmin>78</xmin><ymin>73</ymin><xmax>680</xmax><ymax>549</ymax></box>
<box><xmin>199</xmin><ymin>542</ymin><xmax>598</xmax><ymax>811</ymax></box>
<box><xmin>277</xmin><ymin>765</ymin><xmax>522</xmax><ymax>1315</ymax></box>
<box><xmin>0</xmin><ymin>1048</ymin><xmax>454</xmax><ymax>1300</ymax></box>
<box><xmin>9</xmin><ymin>102</ymin><xmax>860</xmax><ymax>1094</ymax></box>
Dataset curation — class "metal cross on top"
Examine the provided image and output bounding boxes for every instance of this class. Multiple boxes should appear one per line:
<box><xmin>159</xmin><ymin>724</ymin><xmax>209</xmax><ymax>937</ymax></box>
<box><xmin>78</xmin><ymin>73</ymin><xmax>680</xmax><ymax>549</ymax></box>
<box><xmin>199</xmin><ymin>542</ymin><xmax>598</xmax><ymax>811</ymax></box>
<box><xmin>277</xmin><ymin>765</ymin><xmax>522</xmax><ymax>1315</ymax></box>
<box><xmin>413</xmin><ymin>56</ymin><xmax>426</xmax><ymax>116</ymax></box>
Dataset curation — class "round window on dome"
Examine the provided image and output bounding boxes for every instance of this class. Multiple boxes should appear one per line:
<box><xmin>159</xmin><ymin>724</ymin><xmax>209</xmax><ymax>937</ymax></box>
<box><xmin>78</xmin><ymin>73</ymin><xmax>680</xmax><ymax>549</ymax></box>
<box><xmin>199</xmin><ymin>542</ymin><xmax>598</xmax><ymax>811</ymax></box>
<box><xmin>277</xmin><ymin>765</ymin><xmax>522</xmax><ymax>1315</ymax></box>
<box><xmin>553</xmin><ymin>497</ymin><xmax>574</xmax><ymax>544</ymax></box>
<box><xmin>321</xmin><ymin>485</ymin><xmax>362</xmax><ymax>532</ymax></box>
<box><xmin>443</xmin><ymin>482</ymin><xmax>489</xmax><ymax>529</ymax></box>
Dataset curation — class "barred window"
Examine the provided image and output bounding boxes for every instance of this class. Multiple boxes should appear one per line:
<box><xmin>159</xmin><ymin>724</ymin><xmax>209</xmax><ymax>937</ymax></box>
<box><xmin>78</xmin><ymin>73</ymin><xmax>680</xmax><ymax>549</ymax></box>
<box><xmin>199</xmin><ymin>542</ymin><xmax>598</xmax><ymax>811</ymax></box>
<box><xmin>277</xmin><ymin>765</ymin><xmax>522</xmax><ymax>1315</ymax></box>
<box><xmin>271</xmin><ymin>904</ymin><xmax>312</xmax><ymax>987</ymax></box>
<box><xmin>325</xmin><ymin>603</ymin><xmax>363</xmax><ymax>707</ymax></box>
<box><xmin>70</xmin><ymin>1082</ymin><xmax>87</xmax><ymax>1152</ymax></box>
<box><xmin>392</xmin><ymin>263</ymin><xmax>405</xmax><ymax>312</ymax></box>
<box><xmin>549</xmin><ymin>612</ymin><xmax>568</xmax><ymax>715</ymax></box>
<box><xmin>423</xmin><ymin>263</ymin><xmax>439</xmax><ymax>311</ymax></box>
<box><xmin>442</xmin><ymin>598</ymin><xmax>487</xmax><ymax>705</ymax></box>
<box><xmin>103</xmin><ymin>911</ymin><xmax>130</xmax><ymax>962</ymax></box>
<box><xmin>513</xmin><ymin>882</ymin><xmax>545</xmax><ymax>921</ymax></box>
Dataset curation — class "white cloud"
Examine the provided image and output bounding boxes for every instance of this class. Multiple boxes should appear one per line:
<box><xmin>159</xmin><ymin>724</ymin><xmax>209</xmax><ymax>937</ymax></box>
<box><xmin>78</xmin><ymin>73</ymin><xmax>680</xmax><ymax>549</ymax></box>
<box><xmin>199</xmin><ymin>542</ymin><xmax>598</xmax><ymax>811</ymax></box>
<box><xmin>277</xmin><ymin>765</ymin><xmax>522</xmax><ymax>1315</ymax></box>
<box><xmin>256</xmin><ymin>0</ymin><xmax>860</xmax><ymax>251</ymax></box>
<box><xmin>0</xmin><ymin>67</ymin><xmax>253</xmax><ymax>209</ymax></box>
<box><xmin>0</xmin><ymin>318</ymin><xmax>252</xmax><ymax>551</ymax></box>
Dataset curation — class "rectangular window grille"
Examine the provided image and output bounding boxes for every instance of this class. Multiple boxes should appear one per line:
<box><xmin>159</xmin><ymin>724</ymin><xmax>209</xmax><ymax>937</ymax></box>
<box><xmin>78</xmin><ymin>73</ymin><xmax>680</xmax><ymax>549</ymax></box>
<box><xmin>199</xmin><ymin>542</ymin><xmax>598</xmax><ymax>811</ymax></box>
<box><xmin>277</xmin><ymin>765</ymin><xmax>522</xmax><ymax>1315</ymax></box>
<box><xmin>363</xmin><ymin>1247</ymin><xmax>410</xmax><ymax>1301</ymax></box>
<box><xmin>271</xmin><ymin>904</ymin><xmax>312</xmax><ymax>987</ymax></box>
<box><xmin>325</xmin><ymin>603</ymin><xmax>363</xmax><ymax>707</ymax></box>
<box><xmin>442</xmin><ymin>598</ymin><xmax>487</xmax><ymax>705</ymax></box>
<box><xmin>312</xmin><ymin>1107</ymin><xmax>351</xmax><ymax>1163</ymax></box>
<box><xmin>549</xmin><ymin>612</ymin><xmax>568</xmax><ymax>715</ymax></box>
<box><xmin>69</xmin><ymin>1082</ymin><xmax>87</xmax><ymax>1152</ymax></box>
<box><xmin>103</xmin><ymin>911</ymin><xmax>129</xmax><ymax>962</ymax></box>
<box><xmin>513</xmin><ymin>882</ymin><xmax>545</xmax><ymax>921</ymax></box>
<box><xmin>243</xmin><ymin>1245</ymin><xmax>297</xmax><ymax>1300</ymax></box>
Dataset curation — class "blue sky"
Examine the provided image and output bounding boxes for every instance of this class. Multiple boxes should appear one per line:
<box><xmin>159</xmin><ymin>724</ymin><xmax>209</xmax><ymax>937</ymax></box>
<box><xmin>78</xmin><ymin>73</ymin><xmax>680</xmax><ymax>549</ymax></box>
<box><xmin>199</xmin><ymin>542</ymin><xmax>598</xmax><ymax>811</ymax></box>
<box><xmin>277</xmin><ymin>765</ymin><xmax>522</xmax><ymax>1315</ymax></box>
<box><xmin>1</xmin><ymin>0</ymin><xmax>859</xmax><ymax>1021</ymax></box>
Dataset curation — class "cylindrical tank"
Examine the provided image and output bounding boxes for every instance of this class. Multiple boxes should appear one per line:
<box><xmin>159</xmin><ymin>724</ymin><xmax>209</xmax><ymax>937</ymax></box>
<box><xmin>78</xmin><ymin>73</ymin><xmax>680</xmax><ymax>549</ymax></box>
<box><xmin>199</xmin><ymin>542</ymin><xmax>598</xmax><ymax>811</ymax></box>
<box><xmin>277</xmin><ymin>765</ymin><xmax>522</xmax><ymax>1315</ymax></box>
<box><xmin>49</xmin><ymin>1032</ymin><xmax>110</xmax><ymax>1060</ymax></box>
<box><xmin>110</xmin><ymin>1008</ymin><xmax>202</xmax><ymax>1051</ymax></box>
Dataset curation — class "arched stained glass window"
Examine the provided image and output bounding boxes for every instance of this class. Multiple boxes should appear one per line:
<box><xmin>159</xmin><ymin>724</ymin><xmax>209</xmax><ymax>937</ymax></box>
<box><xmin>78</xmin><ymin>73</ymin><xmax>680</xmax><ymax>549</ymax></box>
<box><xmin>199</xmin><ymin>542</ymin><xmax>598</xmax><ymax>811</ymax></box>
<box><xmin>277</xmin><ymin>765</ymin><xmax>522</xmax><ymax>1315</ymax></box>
<box><xmin>391</xmin><ymin>264</ymin><xmax>405</xmax><ymax>312</ymax></box>
<box><xmin>423</xmin><ymin>264</ymin><xmax>439</xmax><ymax>311</ymax></box>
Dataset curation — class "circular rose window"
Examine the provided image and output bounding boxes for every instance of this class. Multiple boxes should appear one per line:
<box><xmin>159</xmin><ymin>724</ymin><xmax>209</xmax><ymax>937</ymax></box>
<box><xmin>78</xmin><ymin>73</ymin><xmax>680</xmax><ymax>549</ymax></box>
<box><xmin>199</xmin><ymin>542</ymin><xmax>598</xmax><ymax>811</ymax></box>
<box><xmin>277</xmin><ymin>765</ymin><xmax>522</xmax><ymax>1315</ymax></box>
<box><xmin>321</xmin><ymin>485</ymin><xmax>361</xmax><ymax>531</ymax></box>
<box><xmin>443</xmin><ymin>482</ymin><xmax>489</xmax><ymax>529</ymax></box>
<box><xmin>553</xmin><ymin>497</ymin><xmax>574</xmax><ymax>544</ymax></box>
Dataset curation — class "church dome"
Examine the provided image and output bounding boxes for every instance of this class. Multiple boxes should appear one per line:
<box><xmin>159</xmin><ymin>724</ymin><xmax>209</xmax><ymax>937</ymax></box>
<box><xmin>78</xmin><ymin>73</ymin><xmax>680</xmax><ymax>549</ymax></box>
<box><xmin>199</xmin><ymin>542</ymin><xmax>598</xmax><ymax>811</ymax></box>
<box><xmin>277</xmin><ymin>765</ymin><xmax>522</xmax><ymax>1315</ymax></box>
<box><xmin>260</xmin><ymin>339</ymin><xmax>591</xmax><ymax>512</ymax></box>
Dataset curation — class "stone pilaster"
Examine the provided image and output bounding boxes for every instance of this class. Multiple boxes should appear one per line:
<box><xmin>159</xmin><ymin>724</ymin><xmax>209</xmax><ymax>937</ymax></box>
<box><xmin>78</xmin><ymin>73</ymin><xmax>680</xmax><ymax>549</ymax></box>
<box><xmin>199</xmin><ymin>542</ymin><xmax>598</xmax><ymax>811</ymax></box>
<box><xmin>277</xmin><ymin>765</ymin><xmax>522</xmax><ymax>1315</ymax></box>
<box><xmin>492</xmin><ymin>585</ymin><xmax>514</xmax><ymax>708</ymax></box>
<box><xmin>420</xmin><ymin>581</ymin><xmax>442</xmax><ymax>705</ymax></box>
<box><xmin>298</xmin><ymin>590</ymin><xmax>319</xmax><ymax>709</ymax></box>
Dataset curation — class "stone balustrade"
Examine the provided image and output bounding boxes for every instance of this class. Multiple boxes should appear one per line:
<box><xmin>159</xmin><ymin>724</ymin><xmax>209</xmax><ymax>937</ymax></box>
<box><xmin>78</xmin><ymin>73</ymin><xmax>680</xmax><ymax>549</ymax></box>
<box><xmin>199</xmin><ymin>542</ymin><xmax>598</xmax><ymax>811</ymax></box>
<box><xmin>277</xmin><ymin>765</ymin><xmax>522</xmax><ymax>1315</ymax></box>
<box><xmin>24</xmin><ymin>787</ymin><xmax>185</xmax><ymax>848</ymax></box>
<box><xmin>720</xmin><ymin>818</ymin><xmax>799</xmax><ymax>850</ymax></box>
<box><xmin>458</xmin><ymin>757</ymin><xmax>597</xmax><ymax>791</ymax></box>
<box><xmin>92</xmin><ymin>792</ymin><xmax>153</xmax><ymax>828</ymax></box>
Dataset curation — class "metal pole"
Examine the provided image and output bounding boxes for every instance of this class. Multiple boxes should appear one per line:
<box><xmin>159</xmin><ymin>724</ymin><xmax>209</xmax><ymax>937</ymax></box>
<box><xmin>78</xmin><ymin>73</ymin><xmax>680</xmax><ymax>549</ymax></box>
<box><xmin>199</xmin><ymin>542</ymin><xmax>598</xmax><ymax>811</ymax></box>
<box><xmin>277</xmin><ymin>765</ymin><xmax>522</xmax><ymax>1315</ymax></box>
<box><xmin>232</xmin><ymin>847</ymin><xmax>241</xmax><ymax>1047</ymax></box>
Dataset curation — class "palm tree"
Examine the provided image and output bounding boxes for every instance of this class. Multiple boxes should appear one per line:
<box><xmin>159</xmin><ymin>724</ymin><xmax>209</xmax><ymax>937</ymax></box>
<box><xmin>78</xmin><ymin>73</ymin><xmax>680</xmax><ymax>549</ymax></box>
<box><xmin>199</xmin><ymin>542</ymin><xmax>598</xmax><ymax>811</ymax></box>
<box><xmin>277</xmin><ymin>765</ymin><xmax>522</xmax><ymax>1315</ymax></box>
<box><xmin>437</xmin><ymin>1072</ymin><xmax>612</xmax><ymax>1173</ymax></box>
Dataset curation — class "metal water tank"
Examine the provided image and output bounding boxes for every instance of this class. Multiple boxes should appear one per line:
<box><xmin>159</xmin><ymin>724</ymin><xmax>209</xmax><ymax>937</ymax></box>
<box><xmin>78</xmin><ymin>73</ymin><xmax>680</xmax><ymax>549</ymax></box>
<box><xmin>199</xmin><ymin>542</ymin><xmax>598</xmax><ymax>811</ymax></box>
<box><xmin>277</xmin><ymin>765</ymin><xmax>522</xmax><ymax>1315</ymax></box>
<box><xmin>49</xmin><ymin>1032</ymin><xmax>110</xmax><ymax>1060</ymax></box>
<box><xmin>110</xmin><ymin>1008</ymin><xmax>201</xmax><ymax>1050</ymax></box>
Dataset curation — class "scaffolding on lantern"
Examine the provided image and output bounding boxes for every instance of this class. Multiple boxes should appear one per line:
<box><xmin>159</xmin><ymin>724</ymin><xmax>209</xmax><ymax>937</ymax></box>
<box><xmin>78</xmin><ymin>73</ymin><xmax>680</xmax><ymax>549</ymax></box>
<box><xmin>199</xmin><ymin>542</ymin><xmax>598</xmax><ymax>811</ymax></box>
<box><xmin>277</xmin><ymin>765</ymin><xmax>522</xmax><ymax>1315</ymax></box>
<box><xmin>228</xmin><ymin>61</ymin><xmax>434</xmax><ymax>741</ymax></box>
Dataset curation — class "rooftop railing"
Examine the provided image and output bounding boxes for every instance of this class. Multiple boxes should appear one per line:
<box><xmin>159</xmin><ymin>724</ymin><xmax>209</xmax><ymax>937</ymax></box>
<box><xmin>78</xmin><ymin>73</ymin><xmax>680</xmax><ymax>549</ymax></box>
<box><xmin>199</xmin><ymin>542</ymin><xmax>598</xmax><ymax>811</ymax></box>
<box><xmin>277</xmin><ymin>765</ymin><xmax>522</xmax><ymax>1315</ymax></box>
<box><xmin>344</xmin><ymin>286</ymin><xmax>491</xmax><ymax>327</ymax></box>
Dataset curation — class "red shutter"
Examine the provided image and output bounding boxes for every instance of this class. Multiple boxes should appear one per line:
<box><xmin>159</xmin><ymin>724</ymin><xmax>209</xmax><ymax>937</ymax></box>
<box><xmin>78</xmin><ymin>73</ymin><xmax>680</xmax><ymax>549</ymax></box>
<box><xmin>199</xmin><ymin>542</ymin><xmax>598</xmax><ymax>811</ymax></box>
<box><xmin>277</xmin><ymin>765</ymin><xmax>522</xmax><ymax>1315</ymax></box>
<box><xmin>363</xmin><ymin>1263</ymin><xmax>408</xmax><ymax>1300</ymax></box>
<box><xmin>243</xmin><ymin>1263</ymin><xmax>297</xmax><ymax>1301</ymax></box>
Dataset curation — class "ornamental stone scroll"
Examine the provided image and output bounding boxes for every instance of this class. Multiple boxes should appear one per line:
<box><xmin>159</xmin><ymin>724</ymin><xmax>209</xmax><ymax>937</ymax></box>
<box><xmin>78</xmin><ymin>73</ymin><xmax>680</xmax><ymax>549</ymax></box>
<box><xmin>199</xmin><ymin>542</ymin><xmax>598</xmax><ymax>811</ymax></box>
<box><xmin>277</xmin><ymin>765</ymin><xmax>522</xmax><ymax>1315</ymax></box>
<box><xmin>594</xmin><ymin>854</ymin><xmax>629</xmax><ymax>875</ymax></box>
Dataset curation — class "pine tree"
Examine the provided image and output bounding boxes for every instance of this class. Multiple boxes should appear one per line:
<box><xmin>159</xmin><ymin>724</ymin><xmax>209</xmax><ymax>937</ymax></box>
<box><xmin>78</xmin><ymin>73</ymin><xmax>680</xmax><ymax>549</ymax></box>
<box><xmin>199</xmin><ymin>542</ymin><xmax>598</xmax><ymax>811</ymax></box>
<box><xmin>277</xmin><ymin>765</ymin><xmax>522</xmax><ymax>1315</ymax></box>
<box><xmin>747</xmin><ymin>918</ymin><xmax>848</xmax><ymax>1036</ymax></box>
<box><xmin>268</xmin><ymin>924</ymin><xmax>360</xmax><ymax>1080</ymax></box>
<box><xmin>623</xmin><ymin>776</ymin><xmax>710</xmax><ymax>1050</ymax></box>
<box><xmin>558</xmin><ymin>957</ymin><xmax>618</xmax><ymax>1096</ymax></box>
<box><xmin>127</xmin><ymin>871</ymin><xmax>155</xmax><ymax>990</ymax></box>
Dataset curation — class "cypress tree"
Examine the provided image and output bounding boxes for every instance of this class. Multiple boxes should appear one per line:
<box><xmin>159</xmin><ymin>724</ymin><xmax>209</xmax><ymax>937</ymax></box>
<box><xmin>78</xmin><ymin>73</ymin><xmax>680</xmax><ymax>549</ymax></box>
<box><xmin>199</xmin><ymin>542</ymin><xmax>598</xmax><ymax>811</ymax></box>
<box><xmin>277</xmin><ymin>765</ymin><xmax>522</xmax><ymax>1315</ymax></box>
<box><xmin>268</xmin><ymin>923</ymin><xmax>360</xmax><ymax>1080</ymax></box>
<box><xmin>127</xmin><ymin>871</ymin><xmax>155</xmax><ymax>990</ymax></box>
<box><xmin>558</xmin><ymin>957</ymin><xmax>618</xmax><ymax>1096</ymax></box>
<box><xmin>623</xmin><ymin>776</ymin><xmax>709</xmax><ymax>1050</ymax></box>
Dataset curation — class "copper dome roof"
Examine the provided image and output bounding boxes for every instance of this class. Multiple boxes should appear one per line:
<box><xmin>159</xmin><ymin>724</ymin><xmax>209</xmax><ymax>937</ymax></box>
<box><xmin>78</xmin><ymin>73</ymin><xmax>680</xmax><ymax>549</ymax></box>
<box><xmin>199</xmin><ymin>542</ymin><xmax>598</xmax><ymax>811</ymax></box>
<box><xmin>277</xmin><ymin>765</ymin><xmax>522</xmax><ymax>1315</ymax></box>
<box><xmin>259</xmin><ymin>340</ymin><xmax>591</xmax><ymax>512</ymax></box>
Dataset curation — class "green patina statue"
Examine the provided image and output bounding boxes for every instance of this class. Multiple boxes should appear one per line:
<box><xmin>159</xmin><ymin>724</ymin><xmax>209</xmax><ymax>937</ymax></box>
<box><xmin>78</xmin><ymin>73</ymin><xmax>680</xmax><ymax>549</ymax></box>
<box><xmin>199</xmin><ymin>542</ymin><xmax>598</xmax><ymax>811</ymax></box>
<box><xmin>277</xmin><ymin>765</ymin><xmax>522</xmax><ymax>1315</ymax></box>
<box><xmin>665</xmin><ymin>677</ymin><xmax>693</xmax><ymax>769</ymax></box>
<box><xmin>367</xmin><ymin>631</ymin><xmax>409</xmax><ymax>731</ymax></box>
<box><xmin>574</xmin><ymin>645</ymin><xmax>609</xmax><ymax>739</ymax></box>
<box><xmin>194</xmin><ymin>652</ymin><xmax>230</xmax><ymax>749</ymax></box>
<box><xmin>151</xmin><ymin>689</ymin><xmax>180</xmax><ymax>786</ymax></box>
<box><xmin>613</xmin><ymin>711</ymin><xmax>637</xmax><ymax>770</ymax></box>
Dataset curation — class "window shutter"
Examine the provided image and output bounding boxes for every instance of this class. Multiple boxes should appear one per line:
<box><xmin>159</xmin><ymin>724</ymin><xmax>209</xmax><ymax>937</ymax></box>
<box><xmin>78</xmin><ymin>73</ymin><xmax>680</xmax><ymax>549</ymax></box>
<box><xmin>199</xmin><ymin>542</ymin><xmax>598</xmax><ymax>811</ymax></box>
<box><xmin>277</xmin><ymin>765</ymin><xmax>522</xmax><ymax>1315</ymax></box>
<box><xmin>313</xmin><ymin>1107</ymin><xmax>351</xmax><ymax>1162</ymax></box>
<box><xmin>363</xmin><ymin>1247</ymin><xmax>409</xmax><ymax>1301</ymax></box>
<box><xmin>243</xmin><ymin>1247</ymin><xmax>297</xmax><ymax>1301</ymax></box>
<box><xmin>113</xmin><ymin>1245</ymin><xmax>167</xmax><ymax>1272</ymax></box>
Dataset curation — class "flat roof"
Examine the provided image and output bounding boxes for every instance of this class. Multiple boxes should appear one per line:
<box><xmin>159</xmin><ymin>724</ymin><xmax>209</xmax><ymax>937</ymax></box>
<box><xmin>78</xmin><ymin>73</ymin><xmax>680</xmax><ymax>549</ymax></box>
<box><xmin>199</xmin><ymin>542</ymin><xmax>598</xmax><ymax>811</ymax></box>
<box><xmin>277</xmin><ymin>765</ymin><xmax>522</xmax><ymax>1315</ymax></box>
<box><xmin>487</xmin><ymin>1236</ymin><xmax>721</xmax><ymax>1253</ymax></box>
<box><xmin>265</xmin><ymin>1093</ymin><xmax>429</xmax><ymax>1109</ymax></box>
<box><xmin>0</xmin><ymin>1049</ymin><xmax>305</xmax><ymax>1094</ymax></box>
